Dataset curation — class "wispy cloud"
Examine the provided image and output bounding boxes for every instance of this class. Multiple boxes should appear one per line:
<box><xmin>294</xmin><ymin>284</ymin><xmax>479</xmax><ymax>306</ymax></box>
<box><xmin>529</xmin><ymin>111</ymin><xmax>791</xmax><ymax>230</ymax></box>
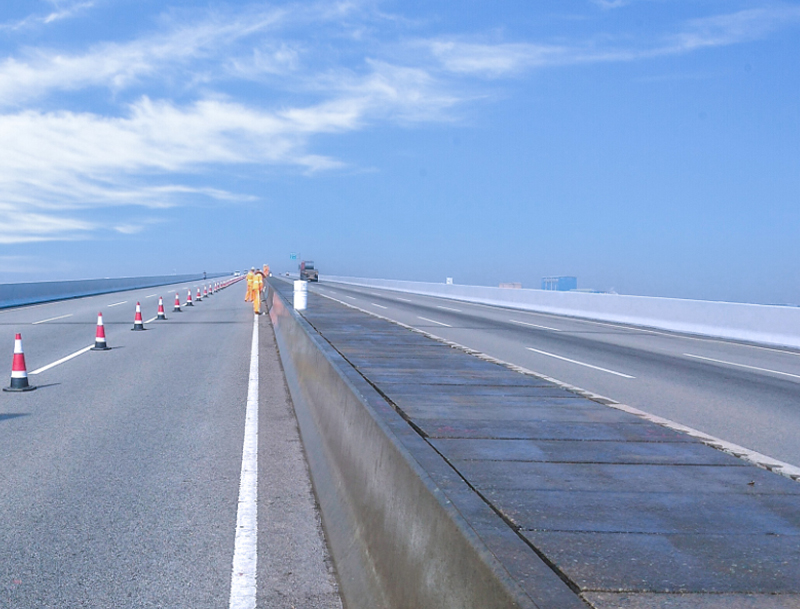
<box><xmin>427</xmin><ymin>5</ymin><xmax>800</xmax><ymax>77</ymax></box>
<box><xmin>0</xmin><ymin>0</ymin><xmax>95</xmax><ymax>31</ymax></box>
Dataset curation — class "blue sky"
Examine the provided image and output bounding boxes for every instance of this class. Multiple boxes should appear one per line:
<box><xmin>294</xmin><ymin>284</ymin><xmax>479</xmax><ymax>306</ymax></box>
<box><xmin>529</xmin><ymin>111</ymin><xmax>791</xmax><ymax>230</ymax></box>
<box><xmin>0</xmin><ymin>0</ymin><xmax>798</xmax><ymax>304</ymax></box>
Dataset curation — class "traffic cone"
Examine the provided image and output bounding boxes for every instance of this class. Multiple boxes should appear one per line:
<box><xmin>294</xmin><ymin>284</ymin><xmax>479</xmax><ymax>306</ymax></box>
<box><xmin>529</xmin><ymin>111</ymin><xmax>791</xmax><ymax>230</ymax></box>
<box><xmin>156</xmin><ymin>297</ymin><xmax>167</xmax><ymax>320</ymax></box>
<box><xmin>203</xmin><ymin>286</ymin><xmax>208</xmax><ymax>298</ymax></box>
<box><xmin>196</xmin><ymin>287</ymin><xmax>202</xmax><ymax>302</ymax></box>
<box><xmin>3</xmin><ymin>334</ymin><xmax>35</xmax><ymax>392</ymax></box>
<box><xmin>91</xmin><ymin>312</ymin><xmax>111</xmax><ymax>351</ymax></box>
<box><xmin>131</xmin><ymin>302</ymin><xmax>145</xmax><ymax>331</ymax></box>
<box><xmin>186</xmin><ymin>289</ymin><xmax>194</xmax><ymax>306</ymax></box>
<box><xmin>173</xmin><ymin>292</ymin><xmax>182</xmax><ymax>312</ymax></box>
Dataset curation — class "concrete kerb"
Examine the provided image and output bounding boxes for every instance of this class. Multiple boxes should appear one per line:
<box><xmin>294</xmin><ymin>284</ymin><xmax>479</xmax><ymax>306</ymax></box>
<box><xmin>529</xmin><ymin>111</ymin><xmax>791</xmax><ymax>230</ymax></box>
<box><xmin>267</xmin><ymin>284</ymin><xmax>561</xmax><ymax>609</ymax></box>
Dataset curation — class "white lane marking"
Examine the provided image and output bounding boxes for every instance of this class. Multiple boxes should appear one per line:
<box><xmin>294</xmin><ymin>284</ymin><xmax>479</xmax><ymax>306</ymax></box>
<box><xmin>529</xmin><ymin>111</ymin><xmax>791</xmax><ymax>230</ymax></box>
<box><xmin>146</xmin><ymin>294</ymin><xmax>157</xmax><ymax>298</ymax></box>
<box><xmin>145</xmin><ymin>316</ymin><xmax>158</xmax><ymax>324</ymax></box>
<box><xmin>684</xmin><ymin>353</ymin><xmax>800</xmax><ymax>380</ymax></box>
<box><xmin>436</xmin><ymin>305</ymin><xmax>461</xmax><ymax>312</ymax></box>
<box><xmin>32</xmin><ymin>313</ymin><xmax>73</xmax><ymax>325</ymax></box>
<box><xmin>526</xmin><ymin>347</ymin><xmax>635</xmax><ymax>378</ymax></box>
<box><xmin>30</xmin><ymin>345</ymin><xmax>93</xmax><ymax>375</ymax></box>
<box><xmin>229</xmin><ymin>315</ymin><xmax>259</xmax><ymax>609</ymax></box>
<box><xmin>510</xmin><ymin>319</ymin><xmax>561</xmax><ymax>332</ymax></box>
<box><xmin>343</xmin><ymin>296</ymin><xmax>357</xmax><ymax>300</ymax></box>
<box><xmin>314</xmin><ymin>289</ymin><xmax>800</xmax><ymax>481</ymax></box>
<box><xmin>107</xmin><ymin>301</ymin><xmax>127</xmax><ymax>307</ymax></box>
<box><xmin>417</xmin><ymin>316</ymin><xmax>452</xmax><ymax>328</ymax></box>
<box><xmin>370</xmin><ymin>303</ymin><xmax>388</xmax><ymax>309</ymax></box>
<box><xmin>396</xmin><ymin>297</ymin><xmax>412</xmax><ymax>302</ymax></box>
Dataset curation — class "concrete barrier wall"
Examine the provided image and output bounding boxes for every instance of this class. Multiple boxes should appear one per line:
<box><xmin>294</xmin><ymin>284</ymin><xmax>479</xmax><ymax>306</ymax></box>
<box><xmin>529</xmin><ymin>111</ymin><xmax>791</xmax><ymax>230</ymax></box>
<box><xmin>0</xmin><ymin>273</ymin><xmax>231</xmax><ymax>310</ymax></box>
<box><xmin>267</xmin><ymin>283</ymin><xmax>542</xmax><ymax>609</ymax></box>
<box><xmin>323</xmin><ymin>275</ymin><xmax>800</xmax><ymax>350</ymax></box>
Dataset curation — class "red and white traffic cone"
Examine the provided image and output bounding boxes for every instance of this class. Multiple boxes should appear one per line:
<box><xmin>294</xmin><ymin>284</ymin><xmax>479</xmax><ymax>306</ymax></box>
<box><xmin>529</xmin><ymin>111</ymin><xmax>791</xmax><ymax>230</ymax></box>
<box><xmin>131</xmin><ymin>302</ymin><xmax>145</xmax><ymax>331</ymax></box>
<box><xmin>186</xmin><ymin>289</ymin><xmax>194</xmax><ymax>307</ymax></box>
<box><xmin>3</xmin><ymin>334</ymin><xmax>35</xmax><ymax>392</ymax></box>
<box><xmin>156</xmin><ymin>296</ymin><xmax>167</xmax><ymax>320</ymax></box>
<box><xmin>91</xmin><ymin>312</ymin><xmax>111</xmax><ymax>351</ymax></box>
<box><xmin>203</xmin><ymin>285</ymin><xmax>208</xmax><ymax>298</ymax></box>
<box><xmin>196</xmin><ymin>287</ymin><xmax>203</xmax><ymax>302</ymax></box>
<box><xmin>173</xmin><ymin>292</ymin><xmax>182</xmax><ymax>312</ymax></box>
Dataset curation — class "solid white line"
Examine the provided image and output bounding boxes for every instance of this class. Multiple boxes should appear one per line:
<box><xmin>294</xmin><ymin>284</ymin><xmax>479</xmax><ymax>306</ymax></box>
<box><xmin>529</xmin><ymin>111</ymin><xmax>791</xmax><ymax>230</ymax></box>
<box><xmin>510</xmin><ymin>319</ymin><xmax>561</xmax><ymax>332</ymax></box>
<box><xmin>107</xmin><ymin>301</ymin><xmax>127</xmax><ymax>307</ymax></box>
<box><xmin>371</xmin><ymin>303</ymin><xmax>388</xmax><ymax>309</ymax></box>
<box><xmin>32</xmin><ymin>313</ymin><xmax>73</xmax><ymax>325</ymax></box>
<box><xmin>229</xmin><ymin>315</ymin><xmax>259</xmax><ymax>609</ymax></box>
<box><xmin>30</xmin><ymin>345</ymin><xmax>93</xmax><ymax>375</ymax></box>
<box><xmin>145</xmin><ymin>294</ymin><xmax>157</xmax><ymax>298</ymax></box>
<box><xmin>684</xmin><ymin>353</ymin><xmax>800</xmax><ymax>380</ymax></box>
<box><xmin>417</xmin><ymin>316</ymin><xmax>452</xmax><ymax>327</ymax></box>
<box><xmin>436</xmin><ymin>305</ymin><xmax>461</xmax><ymax>312</ymax></box>
<box><xmin>526</xmin><ymin>347</ymin><xmax>635</xmax><ymax>378</ymax></box>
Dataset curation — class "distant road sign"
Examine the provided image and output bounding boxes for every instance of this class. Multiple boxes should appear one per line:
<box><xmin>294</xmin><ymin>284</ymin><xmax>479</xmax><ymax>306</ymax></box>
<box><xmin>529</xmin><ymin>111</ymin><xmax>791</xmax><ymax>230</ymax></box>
<box><xmin>289</xmin><ymin>253</ymin><xmax>297</xmax><ymax>260</ymax></box>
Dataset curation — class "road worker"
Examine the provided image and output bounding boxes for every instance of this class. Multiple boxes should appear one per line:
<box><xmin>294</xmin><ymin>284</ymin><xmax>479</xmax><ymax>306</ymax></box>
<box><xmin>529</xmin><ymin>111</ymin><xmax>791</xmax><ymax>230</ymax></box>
<box><xmin>262</xmin><ymin>263</ymin><xmax>270</xmax><ymax>278</ymax></box>
<box><xmin>252</xmin><ymin>270</ymin><xmax>264</xmax><ymax>314</ymax></box>
<box><xmin>245</xmin><ymin>267</ymin><xmax>255</xmax><ymax>302</ymax></box>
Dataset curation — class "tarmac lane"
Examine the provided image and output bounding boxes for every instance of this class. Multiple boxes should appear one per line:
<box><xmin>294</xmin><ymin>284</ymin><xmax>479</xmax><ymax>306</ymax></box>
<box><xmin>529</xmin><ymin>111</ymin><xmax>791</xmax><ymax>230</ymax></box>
<box><xmin>0</xmin><ymin>281</ymin><xmax>341</xmax><ymax>608</ymax></box>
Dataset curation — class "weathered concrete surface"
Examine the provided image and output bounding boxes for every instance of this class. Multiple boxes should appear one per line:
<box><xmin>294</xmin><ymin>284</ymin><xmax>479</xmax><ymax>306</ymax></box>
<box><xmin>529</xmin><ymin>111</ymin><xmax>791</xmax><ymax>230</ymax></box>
<box><xmin>269</xmin><ymin>278</ymin><xmax>800</xmax><ymax>609</ymax></box>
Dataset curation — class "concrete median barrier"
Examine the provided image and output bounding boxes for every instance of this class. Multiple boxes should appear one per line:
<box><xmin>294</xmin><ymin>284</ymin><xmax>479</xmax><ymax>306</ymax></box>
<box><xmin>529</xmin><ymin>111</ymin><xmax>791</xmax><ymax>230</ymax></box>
<box><xmin>266</xmin><ymin>283</ymin><xmax>569</xmax><ymax>609</ymax></box>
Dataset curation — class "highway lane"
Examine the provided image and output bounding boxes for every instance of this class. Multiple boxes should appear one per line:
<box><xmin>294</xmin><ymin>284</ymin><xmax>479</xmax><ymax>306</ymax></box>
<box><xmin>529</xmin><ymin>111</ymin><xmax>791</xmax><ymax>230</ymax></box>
<box><xmin>0</xmin><ymin>279</ymin><xmax>341</xmax><ymax>608</ymax></box>
<box><xmin>312</xmin><ymin>281</ymin><xmax>800</xmax><ymax>470</ymax></box>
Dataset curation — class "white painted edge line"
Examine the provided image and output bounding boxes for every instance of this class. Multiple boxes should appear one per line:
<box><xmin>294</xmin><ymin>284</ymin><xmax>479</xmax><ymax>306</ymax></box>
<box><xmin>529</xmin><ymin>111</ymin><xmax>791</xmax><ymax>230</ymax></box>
<box><xmin>32</xmin><ymin>313</ymin><xmax>73</xmax><ymax>325</ymax></box>
<box><xmin>684</xmin><ymin>353</ymin><xmax>800</xmax><ymax>380</ymax></box>
<box><xmin>146</xmin><ymin>294</ymin><xmax>158</xmax><ymax>298</ymax></box>
<box><xmin>229</xmin><ymin>315</ymin><xmax>259</xmax><ymax>609</ymax></box>
<box><xmin>436</xmin><ymin>305</ymin><xmax>461</xmax><ymax>312</ymax></box>
<box><xmin>510</xmin><ymin>319</ymin><xmax>561</xmax><ymax>332</ymax></box>
<box><xmin>370</xmin><ymin>303</ymin><xmax>388</xmax><ymax>309</ymax></box>
<box><xmin>30</xmin><ymin>345</ymin><xmax>93</xmax><ymax>375</ymax></box>
<box><xmin>526</xmin><ymin>347</ymin><xmax>635</xmax><ymax>379</ymax></box>
<box><xmin>107</xmin><ymin>301</ymin><xmax>127</xmax><ymax>307</ymax></box>
<box><xmin>417</xmin><ymin>316</ymin><xmax>452</xmax><ymax>328</ymax></box>
<box><xmin>314</xmin><ymin>290</ymin><xmax>800</xmax><ymax>483</ymax></box>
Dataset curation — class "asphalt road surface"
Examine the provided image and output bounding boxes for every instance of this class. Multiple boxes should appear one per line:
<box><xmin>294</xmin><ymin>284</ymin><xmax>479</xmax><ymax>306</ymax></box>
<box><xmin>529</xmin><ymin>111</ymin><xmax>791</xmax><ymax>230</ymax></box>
<box><xmin>312</xmin><ymin>281</ymin><xmax>800</xmax><ymax>470</ymax></box>
<box><xmin>0</xmin><ymin>280</ymin><xmax>341</xmax><ymax>608</ymax></box>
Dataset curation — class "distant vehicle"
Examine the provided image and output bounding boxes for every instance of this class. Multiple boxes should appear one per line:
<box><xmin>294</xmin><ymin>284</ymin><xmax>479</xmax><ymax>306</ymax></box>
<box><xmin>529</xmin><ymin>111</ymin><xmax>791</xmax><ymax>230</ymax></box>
<box><xmin>300</xmin><ymin>260</ymin><xmax>319</xmax><ymax>282</ymax></box>
<box><xmin>234</xmin><ymin>271</ymin><xmax>241</xmax><ymax>276</ymax></box>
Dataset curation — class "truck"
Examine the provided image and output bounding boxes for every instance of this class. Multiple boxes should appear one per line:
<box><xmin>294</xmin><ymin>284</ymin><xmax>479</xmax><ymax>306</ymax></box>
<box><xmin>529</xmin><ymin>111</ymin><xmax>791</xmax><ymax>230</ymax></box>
<box><xmin>299</xmin><ymin>260</ymin><xmax>319</xmax><ymax>282</ymax></box>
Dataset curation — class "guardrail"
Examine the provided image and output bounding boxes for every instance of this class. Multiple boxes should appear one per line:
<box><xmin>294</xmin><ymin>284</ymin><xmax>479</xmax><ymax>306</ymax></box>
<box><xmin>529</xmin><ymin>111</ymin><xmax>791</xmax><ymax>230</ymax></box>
<box><xmin>322</xmin><ymin>275</ymin><xmax>800</xmax><ymax>350</ymax></box>
<box><xmin>0</xmin><ymin>273</ymin><xmax>232</xmax><ymax>310</ymax></box>
<box><xmin>267</xmin><ymin>280</ymin><xmax>545</xmax><ymax>609</ymax></box>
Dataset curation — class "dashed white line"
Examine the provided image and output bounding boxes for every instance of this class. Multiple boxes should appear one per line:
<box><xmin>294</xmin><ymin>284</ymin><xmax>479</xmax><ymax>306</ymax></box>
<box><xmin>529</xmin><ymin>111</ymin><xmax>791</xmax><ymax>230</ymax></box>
<box><xmin>436</xmin><ymin>305</ymin><xmax>461</xmax><ymax>312</ymax></box>
<box><xmin>145</xmin><ymin>316</ymin><xmax>158</xmax><ymax>324</ymax></box>
<box><xmin>526</xmin><ymin>347</ymin><xmax>635</xmax><ymax>378</ymax></box>
<box><xmin>30</xmin><ymin>345</ymin><xmax>93</xmax><ymax>375</ymax></box>
<box><xmin>371</xmin><ymin>303</ymin><xmax>388</xmax><ymax>309</ymax></box>
<box><xmin>396</xmin><ymin>297</ymin><xmax>412</xmax><ymax>302</ymax></box>
<box><xmin>344</xmin><ymin>296</ymin><xmax>357</xmax><ymax>301</ymax></box>
<box><xmin>228</xmin><ymin>315</ymin><xmax>259</xmax><ymax>609</ymax></box>
<box><xmin>145</xmin><ymin>294</ymin><xmax>157</xmax><ymax>298</ymax></box>
<box><xmin>684</xmin><ymin>353</ymin><xmax>800</xmax><ymax>380</ymax></box>
<box><xmin>417</xmin><ymin>316</ymin><xmax>452</xmax><ymax>328</ymax></box>
<box><xmin>32</xmin><ymin>313</ymin><xmax>73</xmax><ymax>325</ymax></box>
<box><xmin>510</xmin><ymin>319</ymin><xmax>561</xmax><ymax>332</ymax></box>
<box><xmin>107</xmin><ymin>301</ymin><xmax>127</xmax><ymax>307</ymax></box>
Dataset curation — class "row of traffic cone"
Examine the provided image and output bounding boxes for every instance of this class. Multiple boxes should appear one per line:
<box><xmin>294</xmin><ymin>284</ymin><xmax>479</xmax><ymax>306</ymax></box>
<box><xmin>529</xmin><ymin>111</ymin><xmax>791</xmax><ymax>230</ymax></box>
<box><xmin>3</xmin><ymin>277</ymin><xmax>244</xmax><ymax>392</ymax></box>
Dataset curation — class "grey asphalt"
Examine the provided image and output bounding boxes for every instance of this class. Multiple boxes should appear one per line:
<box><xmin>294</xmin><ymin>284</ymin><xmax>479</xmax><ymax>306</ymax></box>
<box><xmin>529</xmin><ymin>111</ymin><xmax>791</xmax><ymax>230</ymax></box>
<box><xmin>311</xmin><ymin>281</ymin><xmax>800</xmax><ymax>469</ymax></box>
<box><xmin>0</xmin><ymin>280</ymin><xmax>341</xmax><ymax>608</ymax></box>
<box><xmin>272</xmin><ymin>278</ymin><xmax>800</xmax><ymax>609</ymax></box>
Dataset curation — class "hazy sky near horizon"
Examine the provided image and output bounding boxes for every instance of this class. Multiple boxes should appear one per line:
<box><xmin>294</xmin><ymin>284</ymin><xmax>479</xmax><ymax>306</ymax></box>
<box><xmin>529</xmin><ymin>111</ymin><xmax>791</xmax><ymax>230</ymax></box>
<box><xmin>0</xmin><ymin>0</ymin><xmax>798</xmax><ymax>304</ymax></box>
